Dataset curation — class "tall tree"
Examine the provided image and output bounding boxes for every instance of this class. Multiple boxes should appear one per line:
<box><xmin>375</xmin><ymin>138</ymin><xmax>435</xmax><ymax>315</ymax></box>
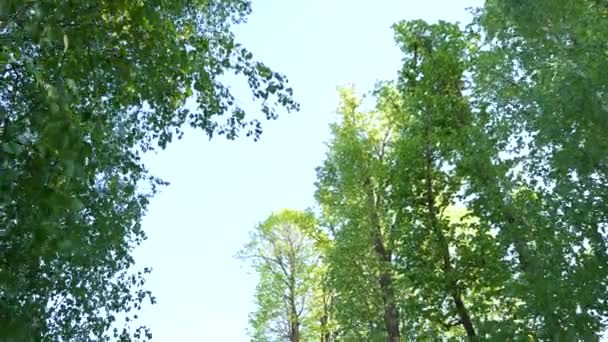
<box><xmin>301</xmin><ymin>218</ymin><xmax>336</xmax><ymax>342</ymax></box>
<box><xmin>0</xmin><ymin>0</ymin><xmax>297</xmax><ymax>340</ymax></box>
<box><xmin>315</xmin><ymin>87</ymin><xmax>402</xmax><ymax>342</ymax></box>
<box><xmin>388</xmin><ymin>20</ymin><xmax>481</xmax><ymax>340</ymax></box>
<box><xmin>314</xmin><ymin>21</ymin><xmax>507</xmax><ymax>340</ymax></box>
<box><xmin>239</xmin><ymin>3</ymin><xmax>608</xmax><ymax>340</ymax></box>
<box><xmin>237</xmin><ymin>210</ymin><xmax>321</xmax><ymax>342</ymax></box>
<box><xmin>469</xmin><ymin>0</ymin><xmax>608</xmax><ymax>338</ymax></box>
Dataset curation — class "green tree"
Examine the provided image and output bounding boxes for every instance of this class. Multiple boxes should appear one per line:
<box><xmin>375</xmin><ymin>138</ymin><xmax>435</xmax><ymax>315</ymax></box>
<box><xmin>301</xmin><ymin>218</ymin><xmax>336</xmax><ymax>342</ymax></box>
<box><xmin>469</xmin><ymin>0</ymin><xmax>608</xmax><ymax>338</ymax></box>
<box><xmin>388</xmin><ymin>20</ymin><xmax>481</xmax><ymax>340</ymax></box>
<box><xmin>237</xmin><ymin>210</ymin><xmax>322</xmax><ymax>342</ymax></box>
<box><xmin>314</xmin><ymin>21</ymin><xmax>510</xmax><ymax>340</ymax></box>
<box><xmin>0</xmin><ymin>0</ymin><xmax>297</xmax><ymax>340</ymax></box>
<box><xmin>315</xmin><ymin>87</ymin><xmax>402</xmax><ymax>342</ymax></box>
<box><xmin>236</xmin><ymin>3</ymin><xmax>608</xmax><ymax>340</ymax></box>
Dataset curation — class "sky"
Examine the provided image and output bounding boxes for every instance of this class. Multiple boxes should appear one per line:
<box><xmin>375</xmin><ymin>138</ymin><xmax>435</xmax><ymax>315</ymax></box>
<box><xmin>133</xmin><ymin>1</ymin><xmax>484</xmax><ymax>340</ymax></box>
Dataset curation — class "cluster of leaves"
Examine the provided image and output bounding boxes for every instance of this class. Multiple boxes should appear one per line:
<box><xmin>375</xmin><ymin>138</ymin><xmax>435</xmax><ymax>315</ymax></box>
<box><xmin>243</xmin><ymin>1</ymin><xmax>608</xmax><ymax>340</ymax></box>
<box><xmin>237</xmin><ymin>210</ymin><xmax>328</xmax><ymax>342</ymax></box>
<box><xmin>0</xmin><ymin>0</ymin><xmax>297</xmax><ymax>340</ymax></box>
<box><xmin>314</xmin><ymin>20</ymin><xmax>488</xmax><ymax>340</ymax></box>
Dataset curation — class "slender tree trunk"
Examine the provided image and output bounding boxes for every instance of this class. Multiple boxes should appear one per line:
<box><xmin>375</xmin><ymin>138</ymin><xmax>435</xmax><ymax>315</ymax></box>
<box><xmin>450</xmin><ymin>290</ymin><xmax>477</xmax><ymax>339</ymax></box>
<box><xmin>320</xmin><ymin>315</ymin><xmax>327</xmax><ymax>342</ymax></box>
<box><xmin>424</xmin><ymin>147</ymin><xmax>477</xmax><ymax>340</ymax></box>
<box><xmin>288</xmin><ymin>262</ymin><xmax>301</xmax><ymax>342</ymax></box>
<box><xmin>365</xmin><ymin>178</ymin><xmax>401</xmax><ymax>342</ymax></box>
<box><xmin>319</xmin><ymin>292</ymin><xmax>332</xmax><ymax>342</ymax></box>
<box><xmin>288</xmin><ymin>295</ymin><xmax>300</xmax><ymax>342</ymax></box>
<box><xmin>378</xmin><ymin>270</ymin><xmax>401</xmax><ymax>342</ymax></box>
<box><xmin>319</xmin><ymin>275</ymin><xmax>332</xmax><ymax>342</ymax></box>
<box><xmin>320</xmin><ymin>315</ymin><xmax>331</xmax><ymax>342</ymax></box>
<box><xmin>290</xmin><ymin>321</ymin><xmax>300</xmax><ymax>342</ymax></box>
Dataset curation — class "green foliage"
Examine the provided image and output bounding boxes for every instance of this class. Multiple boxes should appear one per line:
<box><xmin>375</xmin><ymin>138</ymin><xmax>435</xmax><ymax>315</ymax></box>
<box><xmin>237</xmin><ymin>210</ymin><xmax>325</xmax><ymax>342</ymax></box>
<box><xmin>314</xmin><ymin>86</ymin><xmax>399</xmax><ymax>341</ymax></box>
<box><xmin>468</xmin><ymin>0</ymin><xmax>608</xmax><ymax>338</ymax></box>
<box><xmin>305</xmin><ymin>9</ymin><xmax>608</xmax><ymax>340</ymax></box>
<box><xmin>0</xmin><ymin>0</ymin><xmax>297</xmax><ymax>340</ymax></box>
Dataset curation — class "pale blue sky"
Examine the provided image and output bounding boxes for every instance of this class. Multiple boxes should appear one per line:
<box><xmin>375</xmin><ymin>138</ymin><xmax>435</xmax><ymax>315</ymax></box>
<box><xmin>133</xmin><ymin>1</ymin><xmax>483</xmax><ymax>340</ymax></box>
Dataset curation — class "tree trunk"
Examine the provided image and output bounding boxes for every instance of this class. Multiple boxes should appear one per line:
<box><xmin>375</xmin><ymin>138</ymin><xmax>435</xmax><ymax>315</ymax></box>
<box><xmin>379</xmin><ymin>270</ymin><xmax>401</xmax><ymax>342</ymax></box>
<box><xmin>319</xmin><ymin>283</ymin><xmax>333</xmax><ymax>342</ymax></box>
<box><xmin>365</xmin><ymin>178</ymin><xmax>401</xmax><ymax>342</ymax></box>
<box><xmin>288</xmin><ymin>272</ymin><xmax>300</xmax><ymax>342</ymax></box>
<box><xmin>450</xmin><ymin>289</ymin><xmax>477</xmax><ymax>339</ymax></box>
<box><xmin>290</xmin><ymin>321</ymin><xmax>300</xmax><ymax>342</ymax></box>
<box><xmin>424</xmin><ymin>147</ymin><xmax>478</xmax><ymax>340</ymax></box>
<box><xmin>319</xmin><ymin>314</ymin><xmax>330</xmax><ymax>342</ymax></box>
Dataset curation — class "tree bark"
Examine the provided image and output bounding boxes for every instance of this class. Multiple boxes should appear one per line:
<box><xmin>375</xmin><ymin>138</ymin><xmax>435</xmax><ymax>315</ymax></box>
<box><xmin>378</xmin><ymin>270</ymin><xmax>401</xmax><ymax>342</ymax></box>
<box><xmin>288</xmin><ymin>255</ymin><xmax>301</xmax><ymax>342</ymax></box>
<box><xmin>319</xmin><ymin>290</ymin><xmax>332</xmax><ymax>342</ymax></box>
<box><xmin>365</xmin><ymin>178</ymin><xmax>401</xmax><ymax>342</ymax></box>
<box><xmin>290</xmin><ymin>321</ymin><xmax>300</xmax><ymax>342</ymax></box>
<box><xmin>319</xmin><ymin>315</ymin><xmax>330</xmax><ymax>342</ymax></box>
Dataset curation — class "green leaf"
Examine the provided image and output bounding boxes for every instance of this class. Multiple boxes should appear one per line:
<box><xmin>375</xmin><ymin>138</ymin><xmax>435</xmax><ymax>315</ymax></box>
<box><xmin>66</xmin><ymin>78</ymin><xmax>77</xmax><ymax>92</ymax></box>
<box><xmin>0</xmin><ymin>52</ymin><xmax>8</xmax><ymax>66</ymax></box>
<box><xmin>1</xmin><ymin>0</ymin><xmax>299</xmax><ymax>340</ymax></box>
<box><xmin>1</xmin><ymin>142</ymin><xmax>23</xmax><ymax>155</ymax></box>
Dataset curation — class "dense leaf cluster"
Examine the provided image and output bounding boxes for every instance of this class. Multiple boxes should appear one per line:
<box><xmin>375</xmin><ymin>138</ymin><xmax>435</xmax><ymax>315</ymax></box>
<box><xmin>1</xmin><ymin>0</ymin><xmax>296</xmax><ymax>340</ymax></box>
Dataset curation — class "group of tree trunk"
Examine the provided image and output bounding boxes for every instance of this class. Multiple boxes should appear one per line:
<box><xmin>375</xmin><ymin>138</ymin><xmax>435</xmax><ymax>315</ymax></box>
<box><xmin>240</xmin><ymin>1</ymin><xmax>608</xmax><ymax>340</ymax></box>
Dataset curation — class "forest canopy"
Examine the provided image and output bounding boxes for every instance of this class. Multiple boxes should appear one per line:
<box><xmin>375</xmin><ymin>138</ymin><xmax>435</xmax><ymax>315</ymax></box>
<box><xmin>1</xmin><ymin>0</ymin><xmax>607</xmax><ymax>340</ymax></box>
<box><xmin>0</xmin><ymin>0</ymin><xmax>296</xmax><ymax>340</ymax></box>
<box><xmin>239</xmin><ymin>1</ymin><xmax>608</xmax><ymax>341</ymax></box>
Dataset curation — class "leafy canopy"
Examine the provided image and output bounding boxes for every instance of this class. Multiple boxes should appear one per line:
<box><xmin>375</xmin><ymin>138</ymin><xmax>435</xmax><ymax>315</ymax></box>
<box><xmin>0</xmin><ymin>0</ymin><xmax>297</xmax><ymax>340</ymax></box>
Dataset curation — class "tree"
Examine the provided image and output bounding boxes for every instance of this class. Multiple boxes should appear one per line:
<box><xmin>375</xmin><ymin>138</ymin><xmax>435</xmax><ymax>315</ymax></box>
<box><xmin>315</xmin><ymin>87</ymin><xmax>402</xmax><ymax>342</ymax></box>
<box><xmin>314</xmin><ymin>21</ymin><xmax>511</xmax><ymax>340</ymax></box>
<box><xmin>236</xmin><ymin>3</ymin><xmax>608</xmax><ymax>340</ymax></box>
<box><xmin>237</xmin><ymin>210</ymin><xmax>322</xmax><ymax>342</ymax></box>
<box><xmin>0</xmin><ymin>0</ymin><xmax>297</xmax><ymax>339</ymax></box>
<box><xmin>388</xmin><ymin>20</ymin><xmax>482</xmax><ymax>340</ymax></box>
<box><xmin>301</xmin><ymin>218</ymin><xmax>336</xmax><ymax>342</ymax></box>
<box><xmin>469</xmin><ymin>0</ymin><xmax>608</xmax><ymax>338</ymax></box>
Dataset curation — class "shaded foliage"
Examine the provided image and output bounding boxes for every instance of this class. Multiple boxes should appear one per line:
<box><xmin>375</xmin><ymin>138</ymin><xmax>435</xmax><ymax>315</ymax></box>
<box><xmin>0</xmin><ymin>0</ymin><xmax>297</xmax><ymax>339</ymax></box>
